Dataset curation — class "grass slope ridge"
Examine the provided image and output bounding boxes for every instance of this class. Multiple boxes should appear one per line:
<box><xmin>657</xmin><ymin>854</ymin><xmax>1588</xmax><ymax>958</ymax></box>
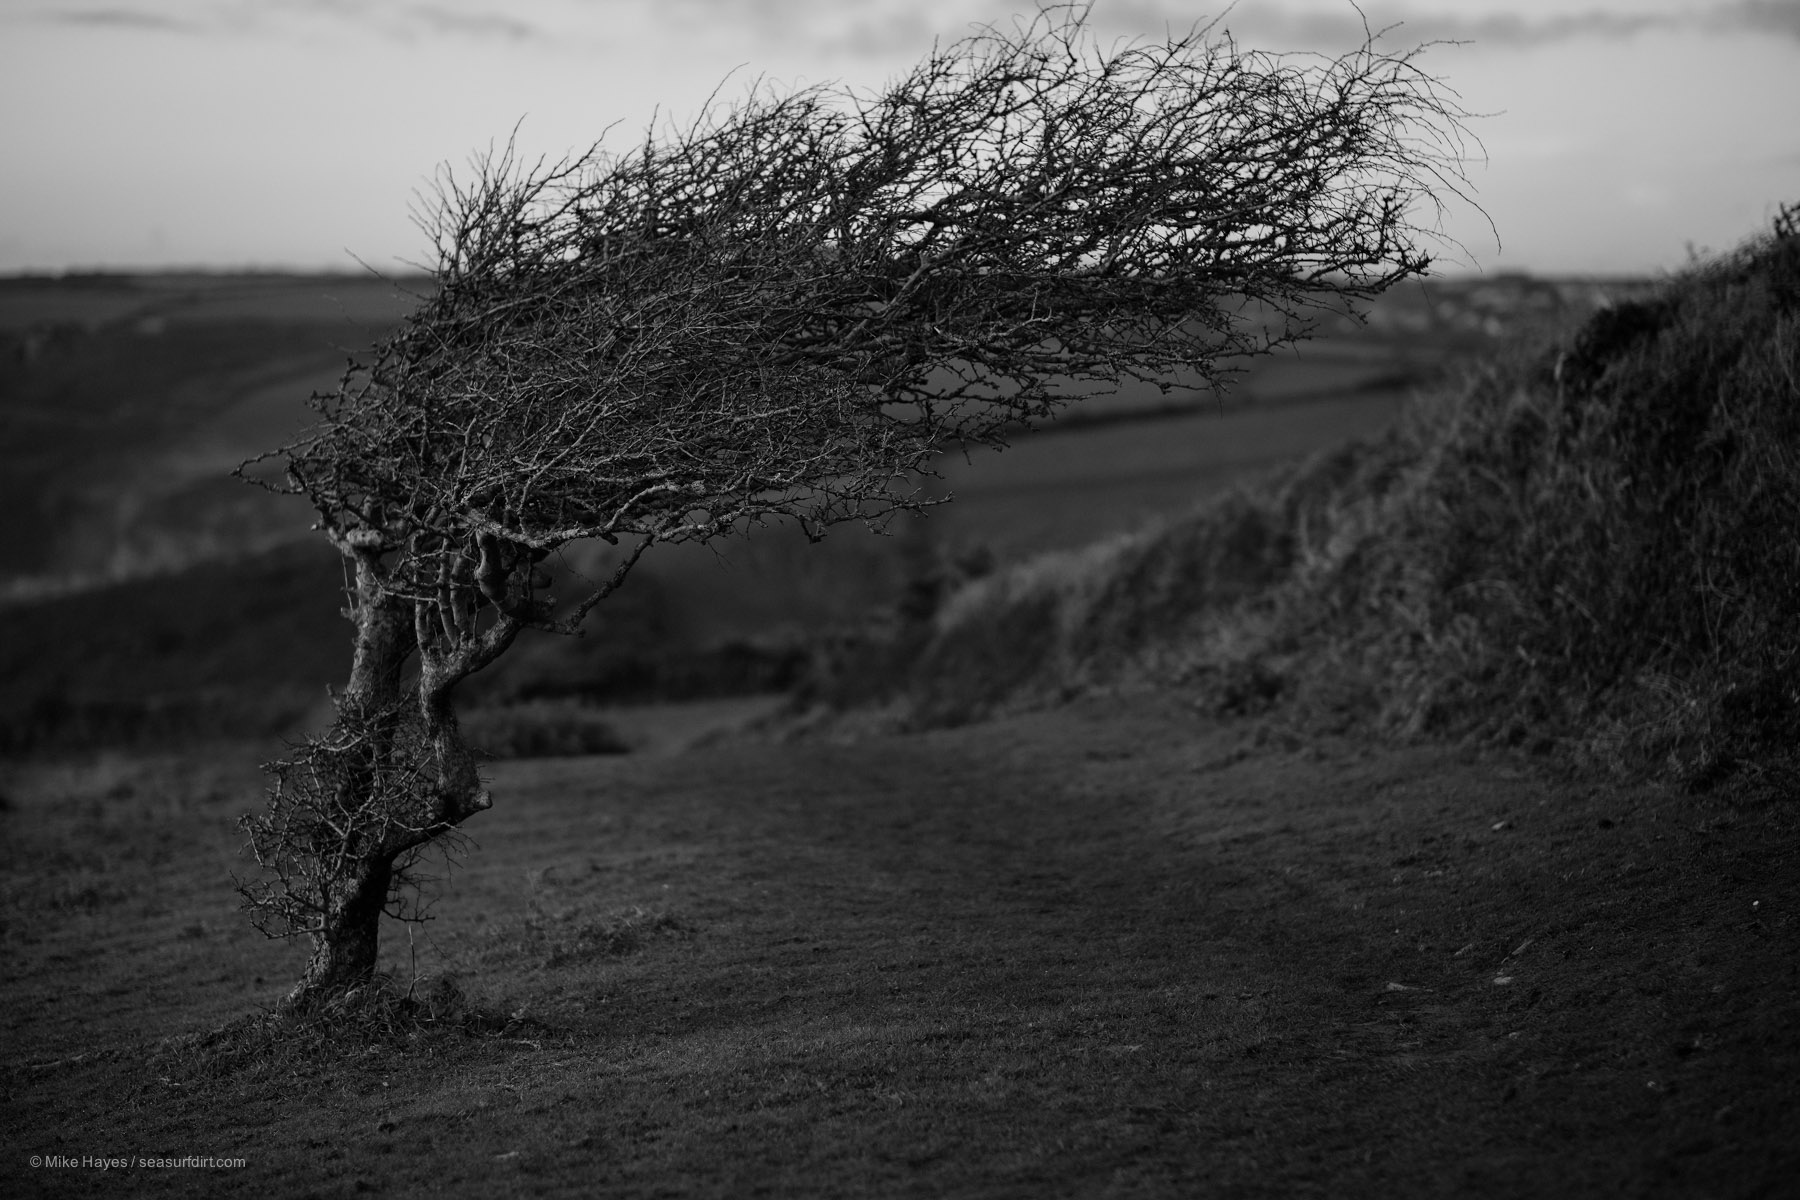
<box><xmin>869</xmin><ymin>206</ymin><xmax>1800</xmax><ymax>791</ymax></box>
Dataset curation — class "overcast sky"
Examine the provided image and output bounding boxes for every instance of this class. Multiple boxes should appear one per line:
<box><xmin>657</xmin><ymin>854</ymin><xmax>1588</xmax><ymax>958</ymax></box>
<box><xmin>3</xmin><ymin>0</ymin><xmax>1796</xmax><ymax>276</ymax></box>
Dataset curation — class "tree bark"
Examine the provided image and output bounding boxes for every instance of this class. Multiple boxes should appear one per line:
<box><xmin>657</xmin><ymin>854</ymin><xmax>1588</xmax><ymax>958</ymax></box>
<box><xmin>287</xmin><ymin>855</ymin><xmax>395</xmax><ymax>1007</ymax></box>
<box><xmin>282</xmin><ymin>550</ymin><xmax>501</xmax><ymax>1009</ymax></box>
<box><xmin>283</xmin><ymin>554</ymin><xmax>416</xmax><ymax>1009</ymax></box>
<box><xmin>341</xmin><ymin>554</ymin><xmax>414</xmax><ymax>715</ymax></box>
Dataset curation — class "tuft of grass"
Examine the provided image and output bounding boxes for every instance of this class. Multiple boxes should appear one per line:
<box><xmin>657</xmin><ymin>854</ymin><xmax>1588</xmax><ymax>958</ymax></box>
<box><xmin>144</xmin><ymin>973</ymin><xmax>536</xmax><ymax>1092</ymax></box>
<box><xmin>834</xmin><ymin>205</ymin><xmax>1800</xmax><ymax>793</ymax></box>
<box><xmin>492</xmin><ymin>900</ymin><xmax>698</xmax><ymax>970</ymax></box>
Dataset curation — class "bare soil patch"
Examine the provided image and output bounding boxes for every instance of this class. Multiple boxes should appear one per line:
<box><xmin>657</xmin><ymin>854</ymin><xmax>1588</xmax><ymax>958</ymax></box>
<box><xmin>3</xmin><ymin>694</ymin><xmax>1794</xmax><ymax>1197</ymax></box>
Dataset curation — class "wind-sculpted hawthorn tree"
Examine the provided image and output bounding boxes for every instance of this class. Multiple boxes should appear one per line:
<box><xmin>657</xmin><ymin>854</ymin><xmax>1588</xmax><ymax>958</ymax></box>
<box><xmin>238</xmin><ymin>6</ymin><xmax>1477</xmax><ymax>1007</ymax></box>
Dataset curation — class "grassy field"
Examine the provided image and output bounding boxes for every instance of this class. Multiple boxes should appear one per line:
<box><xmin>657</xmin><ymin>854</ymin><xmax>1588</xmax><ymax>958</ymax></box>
<box><xmin>10</xmin><ymin>261</ymin><xmax>1786</xmax><ymax>1196</ymax></box>
<box><xmin>4</xmin><ymin>693</ymin><xmax>1796</xmax><ymax>1197</ymax></box>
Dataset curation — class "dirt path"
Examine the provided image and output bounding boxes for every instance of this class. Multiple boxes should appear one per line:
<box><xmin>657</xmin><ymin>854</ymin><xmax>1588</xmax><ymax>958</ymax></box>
<box><xmin>4</xmin><ymin>695</ymin><xmax>1797</xmax><ymax>1197</ymax></box>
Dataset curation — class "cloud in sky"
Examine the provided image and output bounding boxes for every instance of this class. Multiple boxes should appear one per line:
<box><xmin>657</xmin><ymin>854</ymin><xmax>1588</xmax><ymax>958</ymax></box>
<box><xmin>1091</xmin><ymin>0</ymin><xmax>1800</xmax><ymax>52</ymax></box>
<box><xmin>32</xmin><ymin>1</ymin><xmax>1800</xmax><ymax>57</ymax></box>
<box><xmin>380</xmin><ymin>4</ymin><xmax>541</xmax><ymax>42</ymax></box>
<box><xmin>35</xmin><ymin>1</ymin><xmax>545</xmax><ymax>44</ymax></box>
<box><xmin>1735</xmin><ymin>0</ymin><xmax>1800</xmax><ymax>38</ymax></box>
<box><xmin>40</xmin><ymin>8</ymin><xmax>204</xmax><ymax>34</ymax></box>
<box><xmin>584</xmin><ymin>0</ymin><xmax>1800</xmax><ymax>56</ymax></box>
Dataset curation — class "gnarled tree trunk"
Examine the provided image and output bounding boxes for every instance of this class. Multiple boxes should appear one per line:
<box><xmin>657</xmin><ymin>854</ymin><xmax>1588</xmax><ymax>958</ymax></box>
<box><xmin>281</xmin><ymin>552</ymin><xmax>503</xmax><ymax>1009</ymax></box>
<box><xmin>290</xmin><ymin>855</ymin><xmax>396</xmax><ymax>1004</ymax></box>
<box><xmin>283</xmin><ymin>556</ymin><xmax>411</xmax><ymax>1006</ymax></box>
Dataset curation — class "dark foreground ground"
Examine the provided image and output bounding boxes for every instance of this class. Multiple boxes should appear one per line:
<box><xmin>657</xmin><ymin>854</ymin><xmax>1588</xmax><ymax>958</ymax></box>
<box><xmin>3</xmin><ymin>693</ymin><xmax>1795</xmax><ymax>1198</ymax></box>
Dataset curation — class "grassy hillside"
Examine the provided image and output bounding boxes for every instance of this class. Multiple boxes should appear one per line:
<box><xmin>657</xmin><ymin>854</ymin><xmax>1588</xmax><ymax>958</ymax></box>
<box><xmin>0</xmin><ymin>541</ymin><xmax>347</xmax><ymax>755</ymax></box>
<box><xmin>829</xmin><ymin>206</ymin><xmax>1800</xmax><ymax>796</ymax></box>
<box><xmin>4</xmin><ymin>253</ymin><xmax>1795</xmax><ymax>1197</ymax></box>
<box><xmin>5</xmin><ymin>696</ymin><xmax>1796</xmax><ymax>1197</ymax></box>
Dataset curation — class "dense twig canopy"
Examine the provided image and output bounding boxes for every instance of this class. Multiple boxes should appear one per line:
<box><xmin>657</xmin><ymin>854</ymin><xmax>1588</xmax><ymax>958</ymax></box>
<box><xmin>259</xmin><ymin>5</ymin><xmax>1475</xmax><ymax>666</ymax></box>
<box><xmin>236</xmin><ymin>7</ymin><xmax>1479</xmax><ymax>998</ymax></box>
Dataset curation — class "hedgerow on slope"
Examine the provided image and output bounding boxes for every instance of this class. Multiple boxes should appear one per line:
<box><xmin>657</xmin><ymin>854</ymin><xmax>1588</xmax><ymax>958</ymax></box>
<box><xmin>859</xmin><ymin>204</ymin><xmax>1800</xmax><ymax>794</ymax></box>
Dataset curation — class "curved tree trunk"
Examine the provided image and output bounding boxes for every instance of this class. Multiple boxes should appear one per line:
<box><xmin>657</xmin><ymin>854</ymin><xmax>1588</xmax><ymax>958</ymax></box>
<box><xmin>281</xmin><ymin>551</ymin><xmax>503</xmax><ymax>1009</ymax></box>
<box><xmin>287</xmin><ymin>855</ymin><xmax>396</xmax><ymax>1006</ymax></box>
<box><xmin>283</xmin><ymin>556</ymin><xmax>415</xmax><ymax>1010</ymax></box>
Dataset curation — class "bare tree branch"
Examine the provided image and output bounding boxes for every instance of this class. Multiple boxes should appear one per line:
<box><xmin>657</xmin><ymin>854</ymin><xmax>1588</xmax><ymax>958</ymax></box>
<box><xmin>237</xmin><ymin>4</ymin><xmax>1481</xmax><ymax>1006</ymax></box>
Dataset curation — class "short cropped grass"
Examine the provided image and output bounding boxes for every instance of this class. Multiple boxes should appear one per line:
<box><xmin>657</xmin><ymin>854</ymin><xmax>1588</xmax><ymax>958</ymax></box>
<box><xmin>4</xmin><ymin>698</ymin><xmax>1796</xmax><ymax>1197</ymax></box>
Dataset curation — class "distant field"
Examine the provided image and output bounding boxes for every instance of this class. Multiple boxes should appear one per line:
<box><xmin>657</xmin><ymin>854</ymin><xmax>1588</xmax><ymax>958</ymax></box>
<box><xmin>934</xmin><ymin>389</ymin><xmax>1408</xmax><ymax>559</ymax></box>
<box><xmin>0</xmin><ymin>269</ymin><xmax>1648</xmax><ymax>744</ymax></box>
<box><xmin>0</xmin><ymin>277</ymin><xmax>416</xmax><ymax>588</ymax></box>
<box><xmin>0</xmin><ymin>272</ymin><xmax>428</xmax><ymax>333</ymax></box>
<box><xmin>0</xmin><ymin>269</ymin><xmax>1646</xmax><ymax>589</ymax></box>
